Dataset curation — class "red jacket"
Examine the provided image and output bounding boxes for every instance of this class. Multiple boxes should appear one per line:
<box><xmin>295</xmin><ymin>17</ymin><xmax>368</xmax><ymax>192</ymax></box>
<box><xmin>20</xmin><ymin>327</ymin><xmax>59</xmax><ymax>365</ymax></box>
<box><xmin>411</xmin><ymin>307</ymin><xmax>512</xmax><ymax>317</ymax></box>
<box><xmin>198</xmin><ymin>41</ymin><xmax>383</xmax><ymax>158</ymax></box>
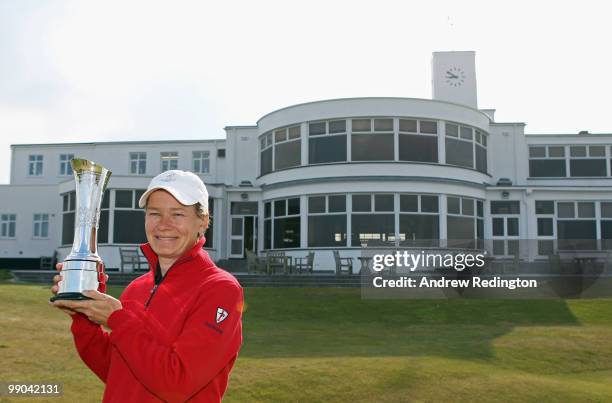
<box><xmin>70</xmin><ymin>238</ymin><xmax>243</xmax><ymax>402</ymax></box>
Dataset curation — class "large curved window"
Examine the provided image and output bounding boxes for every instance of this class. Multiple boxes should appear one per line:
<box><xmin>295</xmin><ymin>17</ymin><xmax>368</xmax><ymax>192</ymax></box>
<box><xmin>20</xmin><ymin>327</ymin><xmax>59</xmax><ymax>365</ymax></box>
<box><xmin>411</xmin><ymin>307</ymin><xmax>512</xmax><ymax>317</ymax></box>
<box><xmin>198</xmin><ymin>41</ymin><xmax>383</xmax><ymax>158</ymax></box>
<box><xmin>398</xmin><ymin>119</ymin><xmax>438</xmax><ymax>163</ymax></box>
<box><xmin>309</xmin><ymin>120</ymin><xmax>347</xmax><ymax>164</ymax></box>
<box><xmin>260</xmin><ymin>133</ymin><xmax>273</xmax><ymax>175</ymax></box>
<box><xmin>445</xmin><ymin>123</ymin><xmax>488</xmax><ymax>173</ymax></box>
<box><xmin>260</xmin><ymin>117</ymin><xmax>488</xmax><ymax>175</ymax></box>
<box><xmin>446</xmin><ymin>196</ymin><xmax>483</xmax><ymax>248</ymax></box>
<box><xmin>308</xmin><ymin>194</ymin><xmax>347</xmax><ymax>247</ymax></box>
<box><xmin>351</xmin><ymin>118</ymin><xmax>394</xmax><ymax>161</ymax></box>
<box><xmin>274</xmin><ymin>126</ymin><xmax>301</xmax><ymax>170</ymax></box>
<box><xmin>263</xmin><ymin>197</ymin><xmax>301</xmax><ymax>249</ymax></box>
<box><xmin>399</xmin><ymin>194</ymin><xmax>439</xmax><ymax>247</ymax></box>
<box><xmin>351</xmin><ymin>193</ymin><xmax>395</xmax><ymax>246</ymax></box>
<box><xmin>259</xmin><ymin>126</ymin><xmax>301</xmax><ymax>175</ymax></box>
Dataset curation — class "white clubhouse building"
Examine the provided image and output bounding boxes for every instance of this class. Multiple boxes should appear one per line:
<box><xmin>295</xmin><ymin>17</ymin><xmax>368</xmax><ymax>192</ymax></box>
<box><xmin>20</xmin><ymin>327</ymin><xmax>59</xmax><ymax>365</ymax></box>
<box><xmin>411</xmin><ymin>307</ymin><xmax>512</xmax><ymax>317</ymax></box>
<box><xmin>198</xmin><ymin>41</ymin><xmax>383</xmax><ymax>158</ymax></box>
<box><xmin>2</xmin><ymin>51</ymin><xmax>612</xmax><ymax>271</ymax></box>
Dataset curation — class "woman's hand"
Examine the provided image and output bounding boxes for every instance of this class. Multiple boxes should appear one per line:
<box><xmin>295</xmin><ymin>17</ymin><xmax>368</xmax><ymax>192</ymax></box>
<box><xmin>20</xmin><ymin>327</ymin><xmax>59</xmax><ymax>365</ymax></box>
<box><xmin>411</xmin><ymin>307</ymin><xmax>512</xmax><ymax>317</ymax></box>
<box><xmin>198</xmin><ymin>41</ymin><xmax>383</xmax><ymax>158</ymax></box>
<box><xmin>50</xmin><ymin>263</ymin><xmax>110</xmax><ymax>318</ymax></box>
<box><xmin>52</xmin><ymin>290</ymin><xmax>122</xmax><ymax>328</ymax></box>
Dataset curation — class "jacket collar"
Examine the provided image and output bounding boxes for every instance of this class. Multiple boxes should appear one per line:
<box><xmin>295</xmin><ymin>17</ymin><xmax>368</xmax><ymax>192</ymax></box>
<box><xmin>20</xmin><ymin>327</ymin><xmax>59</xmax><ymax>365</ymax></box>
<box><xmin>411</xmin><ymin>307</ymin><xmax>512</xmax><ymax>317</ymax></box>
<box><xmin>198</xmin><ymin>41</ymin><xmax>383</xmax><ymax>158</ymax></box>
<box><xmin>140</xmin><ymin>237</ymin><xmax>208</xmax><ymax>275</ymax></box>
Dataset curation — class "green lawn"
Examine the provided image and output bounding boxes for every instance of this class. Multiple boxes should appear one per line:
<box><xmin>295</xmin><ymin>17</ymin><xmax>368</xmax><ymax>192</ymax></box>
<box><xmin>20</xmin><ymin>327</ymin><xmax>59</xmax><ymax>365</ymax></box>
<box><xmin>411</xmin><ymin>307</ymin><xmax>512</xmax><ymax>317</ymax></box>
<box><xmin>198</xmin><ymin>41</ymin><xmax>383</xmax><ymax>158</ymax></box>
<box><xmin>1</xmin><ymin>275</ymin><xmax>612</xmax><ymax>402</ymax></box>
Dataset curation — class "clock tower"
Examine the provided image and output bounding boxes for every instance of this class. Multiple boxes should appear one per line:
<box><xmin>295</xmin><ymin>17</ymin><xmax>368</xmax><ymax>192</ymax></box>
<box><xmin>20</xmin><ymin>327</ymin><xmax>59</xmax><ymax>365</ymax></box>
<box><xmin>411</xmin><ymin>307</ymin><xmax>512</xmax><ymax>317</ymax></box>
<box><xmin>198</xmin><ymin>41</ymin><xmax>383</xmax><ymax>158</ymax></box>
<box><xmin>432</xmin><ymin>51</ymin><xmax>478</xmax><ymax>108</ymax></box>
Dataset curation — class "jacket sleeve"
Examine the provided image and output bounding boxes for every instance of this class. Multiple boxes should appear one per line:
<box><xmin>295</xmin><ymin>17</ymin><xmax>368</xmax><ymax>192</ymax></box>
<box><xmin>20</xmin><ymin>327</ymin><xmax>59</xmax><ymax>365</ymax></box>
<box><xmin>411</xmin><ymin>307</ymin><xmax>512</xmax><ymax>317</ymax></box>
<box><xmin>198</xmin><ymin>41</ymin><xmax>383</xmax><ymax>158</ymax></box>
<box><xmin>69</xmin><ymin>272</ymin><xmax>113</xmax><ymax>383</ymax></box>
<box><xmin>70</xmin><ymin>313</ymin><xmax>112</xmax><ymax>382</ymax></box>
<box><xmin>107</xmin><ymin>280</ymin><xmax>244</xmax><ymax>402</ymax></box>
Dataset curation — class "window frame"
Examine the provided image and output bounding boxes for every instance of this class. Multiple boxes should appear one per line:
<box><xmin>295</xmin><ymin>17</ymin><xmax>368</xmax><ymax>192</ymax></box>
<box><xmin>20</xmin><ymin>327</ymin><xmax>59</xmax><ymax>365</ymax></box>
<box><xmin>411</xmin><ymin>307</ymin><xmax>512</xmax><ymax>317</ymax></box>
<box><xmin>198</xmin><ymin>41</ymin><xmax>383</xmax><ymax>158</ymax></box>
<box><xmin>59</xmin><ymin>154</ymin><xmax>75</xmax><ymax>176</ymax></box>
<box><xmin>192</xmin><ymin>150</ymin><xmax>210</xmax><ymax>174</ymax></box>
<box><xmin>28</xmin><ymin>154</ymin><xmax>44</xmax><ymax>176</ymax></box>
<box><xmin>0</xmin><ymin>213</ymin><xmax>17</xmax><ymax>239</ymax></box>
<box><xmin>160</xmin><ymin>151</ymin><xmax>179</xmax><ymax>172</ymax></box>
<box><xmin>32</xmin><ymin>213</ymin><xmax>49</xmax><ymax>239</ymax></box>
<box><xmin>129</xmin><ymin>152</ymin><xmax>147</xmax><ymax>175</ymax></box>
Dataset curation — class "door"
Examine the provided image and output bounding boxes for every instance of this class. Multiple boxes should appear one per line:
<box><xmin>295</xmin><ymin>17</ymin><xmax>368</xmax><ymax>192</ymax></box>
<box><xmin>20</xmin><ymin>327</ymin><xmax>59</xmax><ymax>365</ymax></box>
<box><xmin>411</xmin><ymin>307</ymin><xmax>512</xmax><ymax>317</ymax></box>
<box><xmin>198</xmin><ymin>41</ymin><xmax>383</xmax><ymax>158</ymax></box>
<box><xmin>230</xmin><ymin>217</ymin><xmax>244</xmax><ymax>258</ymax></box>
<box><xmin>229</xmin><ymin>215</ymin><xmax>258</xmax><ymax>258</ymax></box>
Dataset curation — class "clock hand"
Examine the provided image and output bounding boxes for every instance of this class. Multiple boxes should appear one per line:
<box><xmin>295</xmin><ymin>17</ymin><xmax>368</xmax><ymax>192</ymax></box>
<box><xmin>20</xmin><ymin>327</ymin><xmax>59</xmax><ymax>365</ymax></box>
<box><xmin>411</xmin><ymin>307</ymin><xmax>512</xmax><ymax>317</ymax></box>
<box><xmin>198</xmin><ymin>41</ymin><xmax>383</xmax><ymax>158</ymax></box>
<box><xmin>446</xmin><ymin>72</ymin><xmax>459</xmax><ymax>79</ymax></box>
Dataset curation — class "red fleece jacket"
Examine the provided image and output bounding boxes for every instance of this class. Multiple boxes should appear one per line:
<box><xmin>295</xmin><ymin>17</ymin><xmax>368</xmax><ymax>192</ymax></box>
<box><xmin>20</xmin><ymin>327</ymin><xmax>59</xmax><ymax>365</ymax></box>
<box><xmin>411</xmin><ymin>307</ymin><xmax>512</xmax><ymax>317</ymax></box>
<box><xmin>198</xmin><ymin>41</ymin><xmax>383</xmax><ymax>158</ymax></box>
<box><xmin>70</xmin><ymin>238</ymin><xmax>243</xmax><ymax>402</ymax></box>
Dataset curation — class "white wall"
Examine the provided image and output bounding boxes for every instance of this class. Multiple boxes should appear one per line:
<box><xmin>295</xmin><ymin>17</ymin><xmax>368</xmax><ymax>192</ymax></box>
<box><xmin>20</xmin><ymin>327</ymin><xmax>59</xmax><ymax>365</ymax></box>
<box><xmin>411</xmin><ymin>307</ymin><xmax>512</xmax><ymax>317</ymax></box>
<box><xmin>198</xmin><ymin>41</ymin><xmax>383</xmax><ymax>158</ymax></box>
<box><xmin>10</xmin><ymin>140</ymin><xmax>226</xmax><ymax>186</ymax></box>
<box><xmin>0</xmin><ymin>184</ymin><xmax>60</xmax><ymax>258</ymax></box>
<box><xmin>257</xmin><ymin>97</ymin><xmax>491</xmax><ymax>134</ymax></box>
<box><xmin>224</xmin><ymin>127</ymin><xmax>258</xmax><ymax>187</ymax></box>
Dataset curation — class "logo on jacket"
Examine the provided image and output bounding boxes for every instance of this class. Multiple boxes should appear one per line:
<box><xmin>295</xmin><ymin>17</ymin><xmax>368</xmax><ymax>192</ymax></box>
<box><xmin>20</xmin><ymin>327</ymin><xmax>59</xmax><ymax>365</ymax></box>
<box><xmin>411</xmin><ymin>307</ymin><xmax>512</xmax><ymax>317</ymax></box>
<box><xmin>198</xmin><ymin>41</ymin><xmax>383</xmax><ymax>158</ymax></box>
<box><xmin>216</xmin><ymin>307</ymin><xmax>229</xmax><ymax>324</ymax></box>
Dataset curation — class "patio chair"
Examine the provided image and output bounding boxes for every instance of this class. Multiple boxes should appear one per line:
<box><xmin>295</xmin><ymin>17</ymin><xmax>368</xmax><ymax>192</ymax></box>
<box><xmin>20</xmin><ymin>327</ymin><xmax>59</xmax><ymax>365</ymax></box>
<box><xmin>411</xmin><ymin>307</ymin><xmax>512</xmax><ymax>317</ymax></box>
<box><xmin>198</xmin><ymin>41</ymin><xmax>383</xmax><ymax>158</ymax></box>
<box><xmin>294</xmin><ymin>252</ymin><xmax>315</xmax><ymax>274</ymax></box>
<box><xmin>266</xmin><ymin>250</ymin><xmax>288</xmax><ymax>274</ymax></box>
<box><xmin>246</xmin><ymin>249</ymin><xmax>266</xmax><ymax>274</ymax></box>
<box><xmin>333</xmin><ymin>250</ymin><xmax>353</xmax><ymax>275</ymax></box>
<box><xmin>120</xmin><ymin>247</ymin><xmax>148</xmax><ymax>272</ymax></box>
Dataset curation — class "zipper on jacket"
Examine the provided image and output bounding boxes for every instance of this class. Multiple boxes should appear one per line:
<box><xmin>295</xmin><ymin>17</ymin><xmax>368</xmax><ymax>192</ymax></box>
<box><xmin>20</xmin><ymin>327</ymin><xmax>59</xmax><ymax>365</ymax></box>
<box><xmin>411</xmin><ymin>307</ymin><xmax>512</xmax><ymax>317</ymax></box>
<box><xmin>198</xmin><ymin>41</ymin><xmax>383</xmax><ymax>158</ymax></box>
<box><xmin>144</xmin><ymin>260</ymin><xmax>180</xmax><ymax>308</ymax></box>
<box><xmin>142</xmin><ymin>244</ymin><xmax>200</xmax><ymax>308</ymax></box>
<box><xmin>145</xmin><ymin>284</ymin><xmax>159</xmax><ymax>308</ymax></box>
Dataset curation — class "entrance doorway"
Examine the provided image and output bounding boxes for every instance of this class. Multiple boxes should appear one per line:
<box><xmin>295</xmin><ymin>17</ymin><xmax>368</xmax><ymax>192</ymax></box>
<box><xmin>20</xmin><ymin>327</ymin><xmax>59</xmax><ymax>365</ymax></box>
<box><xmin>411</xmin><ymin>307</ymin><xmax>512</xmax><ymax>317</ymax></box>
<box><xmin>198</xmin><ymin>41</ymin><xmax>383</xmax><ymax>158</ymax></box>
<box><xmin>229</xmin><ymin>215</ymin><xmax>258</xmax><ymax>258</ymax></box>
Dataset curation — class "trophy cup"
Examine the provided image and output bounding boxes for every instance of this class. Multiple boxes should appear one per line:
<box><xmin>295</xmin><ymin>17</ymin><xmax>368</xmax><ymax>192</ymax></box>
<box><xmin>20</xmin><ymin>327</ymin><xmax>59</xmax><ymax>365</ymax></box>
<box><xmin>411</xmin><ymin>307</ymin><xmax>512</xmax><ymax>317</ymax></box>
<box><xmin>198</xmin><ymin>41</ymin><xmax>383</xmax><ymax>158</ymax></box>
<box><xmin>50</xmin><ymin>159</ymin><xmax>111</xmax><ymax>302</ymax></box>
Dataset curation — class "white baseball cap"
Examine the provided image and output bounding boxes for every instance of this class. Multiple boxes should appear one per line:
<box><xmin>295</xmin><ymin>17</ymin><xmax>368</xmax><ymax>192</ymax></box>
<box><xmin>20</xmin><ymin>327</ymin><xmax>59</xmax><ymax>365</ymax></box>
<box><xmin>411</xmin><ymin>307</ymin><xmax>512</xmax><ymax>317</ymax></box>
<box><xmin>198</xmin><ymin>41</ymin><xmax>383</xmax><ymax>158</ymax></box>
<box><xmin>138</xmin><ymin>170</ymin><xmax>209</xmax><ymax>210</ymax></box>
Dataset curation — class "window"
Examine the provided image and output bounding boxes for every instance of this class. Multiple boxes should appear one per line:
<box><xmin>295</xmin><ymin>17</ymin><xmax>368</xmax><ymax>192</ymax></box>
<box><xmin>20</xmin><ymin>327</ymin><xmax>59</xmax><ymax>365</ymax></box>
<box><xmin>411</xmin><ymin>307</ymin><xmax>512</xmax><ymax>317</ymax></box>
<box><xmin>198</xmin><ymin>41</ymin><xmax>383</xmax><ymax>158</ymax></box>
<box><xmin>535</xmin><ymin>200</ymin><xmax>555</xmax><ymax>255</ymax></box>
<box><xmin>114</xmin><ymin>189</ymin><xmax>147</xmax><ymax>244</ymax></box>
<box><xmin>59</xmin><ymin>154</ymin><xmax>74</xmax><ymax>176</ymax></box>
<box><xmin>447</xmin><ymin>196</ymin><xmax>480</xmax><ymax>248</ymax></box>
<box><xmin>33</xmin><ymin>213</ymin><xmax>49</xmax><ymax>238</ymax></box>
<box><xmin>475</xmin><ymin>131</ymin><xmax>487</xmax><ymax>173</ymax></box>
<box><xmin>217</xmin><ymin>149</ymin><xmax>226</xmax><ymax>158</ymax></box>
<box><xmin>601</xmin><ymin>201</ymin><xmax>612</xmax><ymax>249</ymax></box>
<box><xmin>528</xmin><ymin>146</ymin><xmax>566</xmax><ymax>177</ymax></box>
<box><xmin>264</xmin><ymin>197</ymin><xmax>300</xmax><ymax>249</ymax></box>
<box><xmin>61</xmin><ymin>191</ymin><xmax>76</xmax><ymax>245</ymax></box>
<box><xmin>490</xmin><ymin>201</ymin><xmax>520</xmax><ymax>256</ymax></box>
<box><xmin>490</xmin><ymin>201</ymin><xmax>520</xmax><ymax>214</ymax></box>
<box><xmin>28</xmin><ymin>155</ymin><xmax>43</xmax><ymax>176</ymax></box>
<box><xmin>99</xmin><ymin>190</ymin><xmax>109</xmax><ymax>244</ymax></box>
<box><xmin>398</xmin><ymin>119</ymin><xmax>438</xmax><ymax>163</ymax></box>
<box><xmin>192</xmin><ymin>151</ymin><xmax>210</xmax><ymax>174</ymax></box>
<box><xmin>570</xmin><ymin>145</ymin><xmax>607</xmax><ymax>177</ymax></box>
<box><xmin>129</xmin><ymin>152</ymin><xmax>147</xmax><ymax>175</ymax></box>
<box><xmin>351</xmin><ymin>194</ymin><xmax>395</xmax><ymax>246</ymax></box>
<box><xmin>309</xmin><ymin>120</ymin><xmax>347</xmax><ymax>164</ymax></box>
<box><xmin>399</xmin><ymin>194</ymin><xmax>439</xmax><ymax>247</ymax></box>
<box><xmin>274</xmin><ymin>125</ymin><xmax>301</xmax><ymax>170</ymax></box>
<box><xmin>444</xmin><ymin>123</ymin><xmax>488</xmax><ymax>172</ymax></box>
<box><xmin>203</xmin><ymin>198</ymin><xmax>214</xmax><ymax>248</ymax></box>
<box><xmin>308</xmin><ymin>195</ymin><xmax>347</xmax><ymax>247</ymax></box>
<box><xmin>555</xmin><ymin>201</ymin><xmax>597</xmax><ymax>250</ymax></box>
<box><xmin>446</xmin><ymin>136</ymin><xmax>473</xmax><ymax>168</ymax></box>
<box><xmin>260</xmin><ymin>132</ymin><xmax>273</xmax><ymax>175</ymax></box>
<box><xmin>231</xmin><ymin>202</ymin><xmax>258</xmax><ymax>215</ymax></box>
<box><xmin>351</xmin><ymin>118</ymin><xmax>394</xmax><ymax>161</ymax></box>
<box><xmin>0</xmin><ymin>214</ymin><xmax>16</xmax><ymax>238</ymax></box>
<box><xmin>160</xmin><ymin>152</ymin><xmax>178</xmax><ymax>171</ymax></box>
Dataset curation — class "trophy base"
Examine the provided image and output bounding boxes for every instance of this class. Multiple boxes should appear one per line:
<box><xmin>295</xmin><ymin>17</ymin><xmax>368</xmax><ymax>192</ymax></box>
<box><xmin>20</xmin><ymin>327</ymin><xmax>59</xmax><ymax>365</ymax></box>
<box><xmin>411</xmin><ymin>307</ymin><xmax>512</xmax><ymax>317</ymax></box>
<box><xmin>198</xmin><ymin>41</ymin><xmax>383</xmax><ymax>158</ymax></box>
<box><xmin>50</xmin><ymin>292</ymin><xmax>93</xmax><ymax>302</ymax></box>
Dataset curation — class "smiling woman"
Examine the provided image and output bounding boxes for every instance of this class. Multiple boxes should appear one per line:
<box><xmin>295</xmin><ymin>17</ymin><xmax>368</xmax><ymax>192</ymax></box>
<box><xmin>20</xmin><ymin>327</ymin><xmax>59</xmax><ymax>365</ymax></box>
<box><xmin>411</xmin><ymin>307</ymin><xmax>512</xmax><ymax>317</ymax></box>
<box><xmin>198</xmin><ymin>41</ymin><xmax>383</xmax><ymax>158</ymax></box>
<box><xmin>51</xmin><ymin>170</ymin><xmax>244</xmax><ymax>403</ymax></box>
<box><xmin>144</xmin><ymin>189</ymin><xmax>208</xmax><ymax>275</ymax></box>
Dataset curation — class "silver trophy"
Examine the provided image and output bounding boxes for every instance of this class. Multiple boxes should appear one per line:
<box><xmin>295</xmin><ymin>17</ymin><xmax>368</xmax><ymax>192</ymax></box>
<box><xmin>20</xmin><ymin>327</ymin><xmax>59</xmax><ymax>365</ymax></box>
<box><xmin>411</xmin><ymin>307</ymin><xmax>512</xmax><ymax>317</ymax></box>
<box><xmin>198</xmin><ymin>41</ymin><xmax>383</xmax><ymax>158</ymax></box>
<box><xmin>50</xmin><ymin>159</ymin><xmax>112</xmax><ymax>301</ymax></box>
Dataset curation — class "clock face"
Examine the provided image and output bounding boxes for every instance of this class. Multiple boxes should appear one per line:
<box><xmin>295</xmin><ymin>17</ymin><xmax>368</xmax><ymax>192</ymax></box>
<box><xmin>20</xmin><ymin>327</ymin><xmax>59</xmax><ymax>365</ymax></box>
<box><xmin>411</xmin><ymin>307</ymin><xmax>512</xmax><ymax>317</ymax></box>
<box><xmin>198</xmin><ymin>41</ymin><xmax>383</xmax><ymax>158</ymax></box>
<box><xmin>445</xmin><ymin>67</ymin><xmax>466</xmax><ymax>87</ymax></box>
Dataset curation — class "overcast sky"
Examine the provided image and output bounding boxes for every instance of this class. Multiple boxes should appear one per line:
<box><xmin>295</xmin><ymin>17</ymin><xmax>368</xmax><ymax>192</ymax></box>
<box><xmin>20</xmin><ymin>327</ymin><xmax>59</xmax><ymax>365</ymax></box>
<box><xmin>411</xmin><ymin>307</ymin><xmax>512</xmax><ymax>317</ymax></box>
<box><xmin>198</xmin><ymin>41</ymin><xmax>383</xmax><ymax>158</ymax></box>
<box><xmin>0</xmin><ymin>0</ymin><xmax>610</xmax><ymax>184</ymax></box>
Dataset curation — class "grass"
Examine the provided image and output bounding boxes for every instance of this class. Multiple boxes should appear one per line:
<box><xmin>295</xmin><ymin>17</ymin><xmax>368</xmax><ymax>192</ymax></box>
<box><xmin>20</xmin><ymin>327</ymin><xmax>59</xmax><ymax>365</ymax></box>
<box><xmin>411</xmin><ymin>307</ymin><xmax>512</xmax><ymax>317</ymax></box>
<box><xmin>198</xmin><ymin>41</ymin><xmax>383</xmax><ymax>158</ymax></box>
<box><xmin>1</xmin><ymin>281</ymin><xmax>612</xmax><ymax>402</ymax></box>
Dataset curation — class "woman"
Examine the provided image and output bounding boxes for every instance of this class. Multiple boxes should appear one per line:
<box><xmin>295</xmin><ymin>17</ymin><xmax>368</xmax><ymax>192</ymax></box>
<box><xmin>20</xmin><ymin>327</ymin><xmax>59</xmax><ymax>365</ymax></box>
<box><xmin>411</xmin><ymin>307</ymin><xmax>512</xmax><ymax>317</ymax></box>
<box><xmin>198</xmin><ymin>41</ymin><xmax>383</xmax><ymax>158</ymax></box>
<box><xmin>52</xmin><ymin>170</ymin><xmax>243</xmax><ymax>402</ymax></box>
